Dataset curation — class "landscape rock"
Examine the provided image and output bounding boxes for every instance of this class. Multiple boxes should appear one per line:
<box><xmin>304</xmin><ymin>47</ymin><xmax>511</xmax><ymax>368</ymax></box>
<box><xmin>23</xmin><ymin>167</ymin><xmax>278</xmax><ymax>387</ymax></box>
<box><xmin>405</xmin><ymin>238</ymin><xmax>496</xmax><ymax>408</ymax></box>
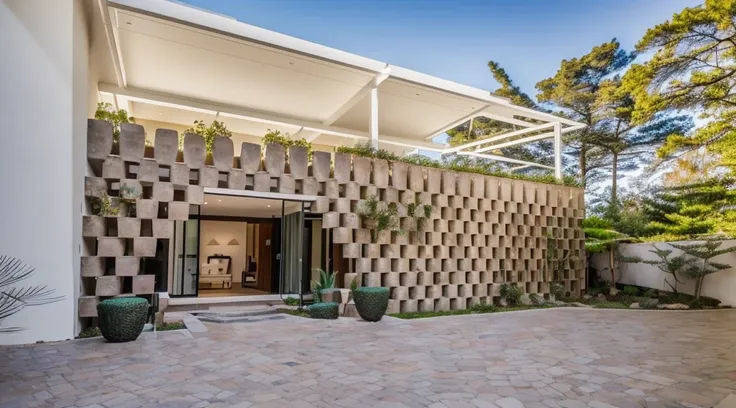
<box><xmin>630</xmin><ymin>303</ymin><xmax>640</xmax><ymax>309</ymax></box>
<box><xmin>570</xmin><ymin>302</ymin><xmax>593</xmax><ymax>308</ymax></box>
<box><xmin>609</xmin><ymin>287</ymin><xmax>620</xmax><ymax>296</ymax></box>
<box><xmin>658</xmin><ymin>303</ymin><xmax>690</xmax><ymax>310</ymax></box>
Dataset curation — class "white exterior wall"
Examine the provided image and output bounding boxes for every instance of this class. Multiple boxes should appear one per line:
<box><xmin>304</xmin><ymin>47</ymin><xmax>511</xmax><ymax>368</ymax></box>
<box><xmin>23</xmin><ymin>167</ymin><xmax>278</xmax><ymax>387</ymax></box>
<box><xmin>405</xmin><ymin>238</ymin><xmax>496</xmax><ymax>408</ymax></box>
<box><xmin>593</xmin><ymin>240</ymin><xmax>736</xmax><ymax>306</ymax></box>
<box><xmin>0</xmin><ymin>0</ymin><xmax>89</xmax><ymax>344</ymax></box>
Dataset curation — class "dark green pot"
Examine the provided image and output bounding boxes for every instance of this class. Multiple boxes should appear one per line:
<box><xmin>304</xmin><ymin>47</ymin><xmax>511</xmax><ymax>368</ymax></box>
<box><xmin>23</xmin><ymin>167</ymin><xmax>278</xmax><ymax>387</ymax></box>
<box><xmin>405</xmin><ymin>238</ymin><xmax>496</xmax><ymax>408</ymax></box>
<box><xmin>353</xmin><ymin>287</ymin><xmax>389</xmax><ymax>322</ymax></box>
<box><xmin>308</xmin><ymin>302</ymin><xmax>339</xmax><ymax>319</ymax></box>
<box><xmin>97</xmin><ymin>297</ymin><xmax>149</xmax><ymax>342</ymax></box>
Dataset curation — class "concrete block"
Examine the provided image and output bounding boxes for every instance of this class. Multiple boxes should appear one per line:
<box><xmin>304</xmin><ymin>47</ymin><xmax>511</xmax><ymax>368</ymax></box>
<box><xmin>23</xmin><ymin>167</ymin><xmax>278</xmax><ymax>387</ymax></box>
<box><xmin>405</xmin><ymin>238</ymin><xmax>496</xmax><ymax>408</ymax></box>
<box><xmin>85</xmin><ymin>177</ymin><xmax>108</xmax><ymax>198</ymax></box>
<box><xmin>154</xmin><ymin>128</ymin><xmax>178</xmax><ymax>165</ymax></box>
<box><xmin>119</xmin><ymin>123</ymin><xmax>145</xmax><ymax>163</ymax></box>
<box><xmin>96</xmin><ymin>276</ymin><xmax>122</xmax><ymax>296</ymax></box>
<box><xmin>212</xmin><ymin>136</ymin><xmax>234</xmax><ymax>172</ymax></box>
<box><xmin>310</xmin><ymin>151</ymin><xmax>331</xmax><ymax>182</ymax></box>
<box><xmin>289</xmin><ymin>146</ymin><xmax>308</xmax><ymax>179</ymax></box>
<box><xmin>134</xmin><ymin>237</ymin><xmax>157</xmax><ymax>257</ymax></box>
<box><xmin>254</xmin><ymin>172</ymin><xmax>271</xmax><ymax>192</ymax></box>
<box><xmin>239</xmin><ymin>142</ymin><xmax>261</xmax><ymax>174</ymax></box>
<box><xmin>115</xmin><ymin>256</ymin><xmax>140</xmax><ymax>276</ymax></box>
<box><xmin>334</xmin><ymin>227</ymin><xmax>350</xmax><ymax>244</ymax></box>
<box><xmin>302</xmin><ymin>177</ymin><xmax>319</xmax><ymax>195</ymax></box>
<box><xmin>427</xmin><ymin>168</ymin><xmax>442</xmax><ymax>194</ymax></box>
<box><xmin>170</xmin><ymin>163</ymin><xmax>191</xmax><ymax>186</ymax></box>
<box><xmin>87</xmin><ymin>119</ymin><xmax>113</xmax><ymax>161</ymax></box>
<box><xmin>119</xmin><ymin>180</ymin><xmax>142</xmax><ymax>200</ymax></box>
<box><xmin>486</xmin><ymin>178</ymin><xmax>499</xmax><ymax>199</ymax></box>
<box><xmin>133</xmin><ymin>275</ymin><xmax>155</xmax><ymax>294</ymax></box>
<box><xmin>334</xmin><ymin>153</ymin><xmax>351</xmax><ymax>184</ymax></box>
<box><xmin>390</xmin><ymin>162</ymin><xmax>408</xmax><ymax>190</ymax></box>
<box><xmin>79</xmin><ymin>296</ymin><xmax>99</xmax><ymax>317</ymax></box>
<box><xmin>199</xmin><ymin>166</ymin><xmax>219</xmax><ymax>188</ymax></box>
<box><xmin>136</xmin><ymin>199</ymin><xmax>158</xmax><ymax>219</ymax></box>
<box><xmin>97</xmin><ymin>237</ymin><xmax>125</xmax><ymax>257</ymax></box>
<box><xmin>264</xmin><ymin>143</ymin><xmax>286</xmax><ymax>177</ymax></box>
<box><xmin>83</xmin><ymin>216</ymin><xmax>105</xmax><ymax>237</ymax></box>
<box><xmin>372</xmin><ymin>159</ymin><xmax>389</xmax><ymax>188</ymax></box>
<box><xmin>335</xmin><ymin>198</ymin><xmax>351</xmax><ymax>213</ymax></box>
<box><xmin>456</xmin><ymin>173</ymin><xmax>471</xmax><ymax>196</ymax></box>
<box><xmin>183</xmin><ymin>133</ymin><xmax>206</xmax><ymax>169</ymax></box>
<box><xmin>322</xmin><ymin>212</ymin><xmax>339</xmax><ymax>229</ymax></box>
<box><xmin>152</xmin><ymin>219</ymin><xmax>174</xmax><ymax>238</ymax></box>
<box><xmin>81</xmin><ymin>257</ymin><xmax>105</xmax><ymax>277</ymax></box>
<box><xmin>408</xmin><ymin>165</ymin><xmax>425</xmax><ymax>192</ymax></box>
<box><xmin>136</xmin><ymin>158</ymin><xmax>158</xmax><ymax>183</ymax></box>
<box><xmin>279</xmin><ymin>174</ymin><xmax>295</xmax><ymax>193</ymax></box>
<box><xmin>354</xmin><ymin>229</ymin><xmax>371</xmax><ymax>243</ymax></box>
<box><xmin>168</xmin><ymin>201</ymin><xmax>190</xmax><ymax>220</ymax></box>
<box><xmin>102</xmin><ymin>156</ymin><xmax>125</xmax><ymax>179</ymax></box>
<box><xmin>352</xmin><ymin>156</ymin><xmax>371</xmax><ymax>186</ymax></box>
<box><xmin>341</xmin><ymin>213</ymin><xmax>361</xmax><ymax>229</ymax></box>
<box><xmin>471</xmin><ymin>176</ymin><xmax>485</xmax><ymax>198</ymax></box>
<box><xmin>325</xmin><ymin>179</ymin><xmax>339</xmax><ymax>199</ymax></box>
<box><xmin>152</xmin><ymin>182</ymin><xmax>174</xmax><ymax>202</ymax></box>
<box><xmin>311</xmin><ymin>197</ymin><xmax>329</xmax><ymax>213</ymax></box>
<box><xmin>442</xmin><ymin>171</ymin><xmax>456</xmax><ymax>195</ymax></box>
<box><xmin>228</xmin><ymin>168</ymin><xmax>246</xmax><ymax>190</ymax></box>
<box><xmin>117</xmin><ymin>217</ymin><xmax>141</xmax><ymax>238</ymax></box>
<box><xmin>342</xmin><ymin>242</ymin><xmax>360</xmax><ymax>258</ymax></box>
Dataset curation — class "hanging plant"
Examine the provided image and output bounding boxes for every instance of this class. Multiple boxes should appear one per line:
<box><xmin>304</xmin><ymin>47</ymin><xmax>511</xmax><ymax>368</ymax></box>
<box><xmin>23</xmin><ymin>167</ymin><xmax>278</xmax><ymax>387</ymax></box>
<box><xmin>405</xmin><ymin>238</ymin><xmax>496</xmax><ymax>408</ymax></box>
<box><xmin>263</xmin><ymin>129</ymin><xmax>312</xmax><ymax>158</ymax></box>
<box><xmin>181</xmin><ymin>120</ymin><xmax>233</xmax><ymax>153</ymax></box>
<box><xmin>357</xmin><ymin>195</ymin><xmax>402</xmax><ymax>242</ymax></box>
<box><xmin>406</xmin><ymin>192</ymin><xmax>433</xmax><ymax>233</ymax></box>
<box><xmin>89</xmin><ymin>190</ymin><xmax>119</xmax><ymax>217</ymax></box>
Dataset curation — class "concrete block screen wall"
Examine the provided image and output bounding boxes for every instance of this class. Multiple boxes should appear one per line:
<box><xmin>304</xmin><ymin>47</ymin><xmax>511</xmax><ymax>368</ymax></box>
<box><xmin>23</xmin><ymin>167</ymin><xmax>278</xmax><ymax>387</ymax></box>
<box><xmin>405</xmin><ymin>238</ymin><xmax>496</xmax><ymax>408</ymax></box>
<box><xmin>80</xmin><ymin>119</ymin><xmax>586</xmax><ymax>317</ymax></box>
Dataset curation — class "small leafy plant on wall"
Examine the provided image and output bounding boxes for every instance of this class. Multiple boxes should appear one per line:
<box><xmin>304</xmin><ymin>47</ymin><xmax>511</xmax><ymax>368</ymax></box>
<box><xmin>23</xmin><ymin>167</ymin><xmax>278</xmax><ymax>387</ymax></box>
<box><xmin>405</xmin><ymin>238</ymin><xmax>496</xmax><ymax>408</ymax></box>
<box><xmin>181</xmin><ymin>120</ymin><xmax>233</xmax><ymax>152</ymax></box>
<box><xmin>406</xmin><ymin>192</ymin><xmax>433</xmax><ymax>241</ymax></box>
<box><xmin>90</xmin><ymin>190</ymin><xmax>119</xmax><ymax>217</ymax></box>
<box><xmin>262</xmin><ymin>129</ymin><xmax>312</xmax><ymax>158</ymax></box>
<box><xmin>119</xmin><ymin>184</ymin><xmax>142</xmax><ymax>217</ymax></box>
<box><xmin>95</xmin><ymin>102</ymin><xmax>134</xmax><ymax>145</ymax></box>
<box><xmin>357</xmin><ymin>195</ymin><xmax>402</xmax><ymax>243</ymax></box>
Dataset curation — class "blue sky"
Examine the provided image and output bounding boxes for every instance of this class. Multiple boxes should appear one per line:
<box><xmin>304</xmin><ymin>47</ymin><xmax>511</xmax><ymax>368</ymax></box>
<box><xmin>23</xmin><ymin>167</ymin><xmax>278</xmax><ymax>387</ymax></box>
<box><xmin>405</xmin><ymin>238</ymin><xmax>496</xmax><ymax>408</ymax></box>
<box><xmin>178</xmin><ymin>0</ymin><xmax>700</xmax><ymax>97</ymax></box>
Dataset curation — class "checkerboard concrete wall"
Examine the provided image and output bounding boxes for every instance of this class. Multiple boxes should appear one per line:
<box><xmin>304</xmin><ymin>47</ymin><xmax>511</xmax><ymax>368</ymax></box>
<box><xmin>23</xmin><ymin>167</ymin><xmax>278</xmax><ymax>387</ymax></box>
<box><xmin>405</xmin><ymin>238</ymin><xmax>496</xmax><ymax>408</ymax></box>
<box><xmin>80</xmin><ymin>120</ymin><xmax>585</xmax><ymax>317</ymax></box>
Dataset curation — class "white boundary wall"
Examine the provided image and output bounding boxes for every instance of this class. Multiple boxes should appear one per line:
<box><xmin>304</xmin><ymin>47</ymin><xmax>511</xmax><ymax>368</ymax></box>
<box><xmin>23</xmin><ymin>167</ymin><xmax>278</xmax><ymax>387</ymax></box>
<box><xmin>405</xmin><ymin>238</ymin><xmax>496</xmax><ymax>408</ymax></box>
<box><xmin>0</xmin><ymin>0</ymin><xmax>89</xmax><ymax>344</ymax></box>
<box><xmin>592</xmin><ymin>240</ymin><xmax>736</xmax><ymax>306</ymax></box>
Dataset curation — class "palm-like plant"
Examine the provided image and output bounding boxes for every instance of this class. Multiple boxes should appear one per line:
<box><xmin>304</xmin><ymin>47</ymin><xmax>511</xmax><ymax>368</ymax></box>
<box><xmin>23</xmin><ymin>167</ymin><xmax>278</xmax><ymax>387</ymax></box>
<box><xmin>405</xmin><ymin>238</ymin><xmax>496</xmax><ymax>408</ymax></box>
<box><xmin>1</xmin><ymin>256</ymin><xmax>64</xmax><ymax>332</ymax></box>
<box><xmin>633</xmin><ymin>245</ymin><xmax>695</xmax><ymax>293</ymax></box>
<box><xmin>311</xmin><ymin>269</ymin><xmax>336</xmax><ymax>302</ymax></box>
<box><xmin>672</xmin><ymin>237</ymin><xmax>736</xmax><ymax>299</ymax></box>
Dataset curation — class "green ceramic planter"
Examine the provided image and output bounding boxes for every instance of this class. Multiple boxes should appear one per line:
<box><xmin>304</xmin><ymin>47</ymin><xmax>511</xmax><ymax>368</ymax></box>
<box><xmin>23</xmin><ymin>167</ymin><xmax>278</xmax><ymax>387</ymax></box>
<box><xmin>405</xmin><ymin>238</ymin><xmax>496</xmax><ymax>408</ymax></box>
<box><xmin>308</xmin><ymin>302</ymin><xmax>339</xmax><ymax>319</ymax></box>
<box><xmin>353</xmin><ymin>287</ymin><xmax>389</xmax><ymax>322</ymax></box>
<box><xmin>97</xmin><ymin>297</ymin><xmax>149</xmax><ymax>342</ymax></box>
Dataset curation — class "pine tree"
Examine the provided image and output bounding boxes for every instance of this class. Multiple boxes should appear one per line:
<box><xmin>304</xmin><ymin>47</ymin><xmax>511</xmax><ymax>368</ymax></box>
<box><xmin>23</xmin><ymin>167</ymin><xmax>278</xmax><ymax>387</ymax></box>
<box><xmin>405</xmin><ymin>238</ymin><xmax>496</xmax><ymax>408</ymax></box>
<box><xmin>623</xmin><ymin>0</ymin><xmax>736</xmax><ymax>173</ymax></box>
<box><xmin>673</xmin><ymin>238</ymin><xmax>736</xmax><ymax>299</ymax></box>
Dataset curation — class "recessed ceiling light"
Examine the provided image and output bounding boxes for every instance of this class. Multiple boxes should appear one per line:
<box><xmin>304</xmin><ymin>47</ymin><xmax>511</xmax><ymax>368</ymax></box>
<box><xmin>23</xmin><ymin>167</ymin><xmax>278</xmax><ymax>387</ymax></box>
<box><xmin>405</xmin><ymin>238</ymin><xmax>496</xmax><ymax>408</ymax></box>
<box><xmin>204</xmin><ymin>202</ymin><xmax>208</xmax><ymax>205</ymax></box>
<box><xmin>218</xmin><ymin>199</ymin><xmax>222</xmax><ymax>202</ymax></box>
<box><xmin>267</xmin><ymin>204</ymin><xmax>271</xmax><ymax>208</ymax></box>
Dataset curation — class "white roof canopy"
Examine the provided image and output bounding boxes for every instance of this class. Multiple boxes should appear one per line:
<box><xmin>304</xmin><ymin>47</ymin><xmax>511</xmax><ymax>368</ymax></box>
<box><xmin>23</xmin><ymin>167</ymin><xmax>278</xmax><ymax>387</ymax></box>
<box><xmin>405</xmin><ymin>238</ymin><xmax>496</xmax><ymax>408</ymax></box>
<box><xmin>94</xmin><ymin>0</ymin><xmax>585</xmax><ymax>178</ymax></box>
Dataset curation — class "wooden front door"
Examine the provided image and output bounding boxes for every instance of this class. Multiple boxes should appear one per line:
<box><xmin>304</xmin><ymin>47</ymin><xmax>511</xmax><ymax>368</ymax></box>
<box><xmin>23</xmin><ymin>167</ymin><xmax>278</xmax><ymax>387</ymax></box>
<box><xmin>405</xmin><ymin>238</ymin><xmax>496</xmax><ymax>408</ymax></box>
<box><xmin>256</xmin><ymin>223</ymin><xmax>273</xmax><ymax>292</ymax></box>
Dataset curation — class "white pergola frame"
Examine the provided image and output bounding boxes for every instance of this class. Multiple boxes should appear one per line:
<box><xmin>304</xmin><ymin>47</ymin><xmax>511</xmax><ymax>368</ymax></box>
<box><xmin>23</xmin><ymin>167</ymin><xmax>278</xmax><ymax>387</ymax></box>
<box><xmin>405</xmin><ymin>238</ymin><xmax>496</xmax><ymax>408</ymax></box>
<box><xmin>102</xmin><ymin>0</ymin><xmax>587</xmax><ymax>181</ymax></box>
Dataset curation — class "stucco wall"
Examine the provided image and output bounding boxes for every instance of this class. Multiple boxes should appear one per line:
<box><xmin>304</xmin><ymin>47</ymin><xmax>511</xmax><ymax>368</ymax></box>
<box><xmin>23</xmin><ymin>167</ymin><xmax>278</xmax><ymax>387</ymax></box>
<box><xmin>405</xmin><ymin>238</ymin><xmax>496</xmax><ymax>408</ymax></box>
<box><xmin>592</xmin><ymin>240</ymin><xmax>736</xmax><ymax>306</ymax></box>
<box><xmin>0</xmin><ymin>0</ymin><xmax>89</xmax><ymax>344</ymax></box>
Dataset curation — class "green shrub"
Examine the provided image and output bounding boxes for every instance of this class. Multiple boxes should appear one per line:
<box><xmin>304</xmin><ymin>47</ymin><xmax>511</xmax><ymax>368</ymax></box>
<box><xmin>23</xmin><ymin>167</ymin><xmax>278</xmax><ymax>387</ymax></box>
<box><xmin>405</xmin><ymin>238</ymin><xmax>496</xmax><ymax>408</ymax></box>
<box><xmin>622</xmin><ymin>286</ymin><xmax>639</xmax><ymax>297</ymax></box>
<box><xmin>283</xmin><ymin>297</ymin><xmax>300</xmax><ymax>306</ymax></box>
<box><xmin>263</xmin><ymin>129</ymin><xmax>312</xmax><ymax>157</ymax></box>
<box><xmin>499</xmin><ymin>283</ymin><xmax>522</xmax><ymax>306</ymax></box>
<box><xmin>638</xmin><ymin>297</ymin><xmax>660</xmax><ymax>309</ymax></box>
<box><xmin>353</xmin><ymin>287</ymin><xmax>390</xmax><ymax>322</ymax></box>
<box><xmin>470</xmin><ymin>301</ymin><xmax>497</xmax><ymax>313</ymax></box>
<box><xmin>550</xmin><ymin>281</ymin><xmax>566</xmax><ymax>298</ymax></box>
<box><xmin>529</xmin><ymin>293</ymin><xmax>545</xmax><ymax>306</ymax></box>
<box><xmin>77</xmin><ymin>326</ymin><xmax>101</xmax><ymax>339</ymax></box>
<box><xmin>156</xmin><ymin>321</ymin><xmax>185</xmax><ymax>331</ymax></box>
<box><xmin>97</xmin><ymin>297</ymin><xmax>149</xmax><ymax>343</ymax></box>
<box><xmin>95</xmin><ymin>102</ymin><xmax>134</xmax><ymax>143</ymax></box>
<box><xmin>642</xmin><ymin>289</ymin><xmax>658</xmax><ymax>298</ymax></box>
<box><xmin>307</xmin><ymin>302</ymin><xmax>339</xmax><ymax>319</ymax></box>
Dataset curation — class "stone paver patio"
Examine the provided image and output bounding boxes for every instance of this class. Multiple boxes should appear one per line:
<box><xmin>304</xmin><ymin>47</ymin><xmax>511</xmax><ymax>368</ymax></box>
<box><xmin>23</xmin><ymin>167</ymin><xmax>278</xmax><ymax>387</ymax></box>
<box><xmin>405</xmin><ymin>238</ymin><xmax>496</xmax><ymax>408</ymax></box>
<box><xmin>2</xmin><ymin>308</ymin><xmax>736</xmax><ymax>408</ymax></box>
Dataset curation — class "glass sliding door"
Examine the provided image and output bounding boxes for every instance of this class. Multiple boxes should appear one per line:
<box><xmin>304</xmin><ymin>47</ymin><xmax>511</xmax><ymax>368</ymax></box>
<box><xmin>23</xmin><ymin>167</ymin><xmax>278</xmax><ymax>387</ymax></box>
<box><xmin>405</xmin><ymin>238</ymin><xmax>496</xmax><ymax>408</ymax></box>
<box><xmin>172</xmin><ymin>209</ymin><xmax>200</xmax><ymax>297</ymax></box>
<box><xmin>280</xmin><ymin>201</ymin><xmax>304</xmax><ymax>296</ymax></box>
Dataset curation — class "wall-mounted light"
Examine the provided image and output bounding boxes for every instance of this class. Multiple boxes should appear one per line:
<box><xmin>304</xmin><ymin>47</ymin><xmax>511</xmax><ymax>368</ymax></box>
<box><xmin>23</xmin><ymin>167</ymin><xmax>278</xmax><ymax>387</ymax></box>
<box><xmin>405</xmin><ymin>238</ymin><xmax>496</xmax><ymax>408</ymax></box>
<box><xmin>227</xmin><ymin>239</ymin><xmax>240</xmax><ymax>246</ymax></box>
<box><xmin>206</xmin><ymin>239</ymin><xmax>220</xmax><ymax>246</ymax></box>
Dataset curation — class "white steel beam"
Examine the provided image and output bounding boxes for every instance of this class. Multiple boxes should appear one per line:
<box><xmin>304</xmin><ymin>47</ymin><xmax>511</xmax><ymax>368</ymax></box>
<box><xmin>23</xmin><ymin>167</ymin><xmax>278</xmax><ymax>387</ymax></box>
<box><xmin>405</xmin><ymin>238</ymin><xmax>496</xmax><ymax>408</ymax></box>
<box><xmin>474</xmin><ymin>132</ymin><xmax>553</xmax><ymax>153</ymax></box>
<box><xmin>553</xmin><ymin>122</ymin><xmax>563</xmax><ymax>180</ymax></box>
<box><xmin>458</xmin><ymin>151</ymin><xmax>555</xmax><ymax>170</ymax></box>
<box><xmin>424</xmin><ymin>106</ymin><xmax>490</xmax><ymax>140</ymax></box>
<box><xmin>444</xmin><ymin>122</ymin><xmax>555</xmax><ymax>154</ymax></box>
<box><xmin>369</xmin><ymin>86</ymin><xmax>379</xmax><ymax>148</ymax></box>
<box><xmin>98</xmin><ymin>1</ymin><xmax>127</xmax><ymax>87</ymax></box>
<box><xmin>509</xmin><ymin>165</ymin><xmax>533</xmax><ymax>172</ymax></box>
